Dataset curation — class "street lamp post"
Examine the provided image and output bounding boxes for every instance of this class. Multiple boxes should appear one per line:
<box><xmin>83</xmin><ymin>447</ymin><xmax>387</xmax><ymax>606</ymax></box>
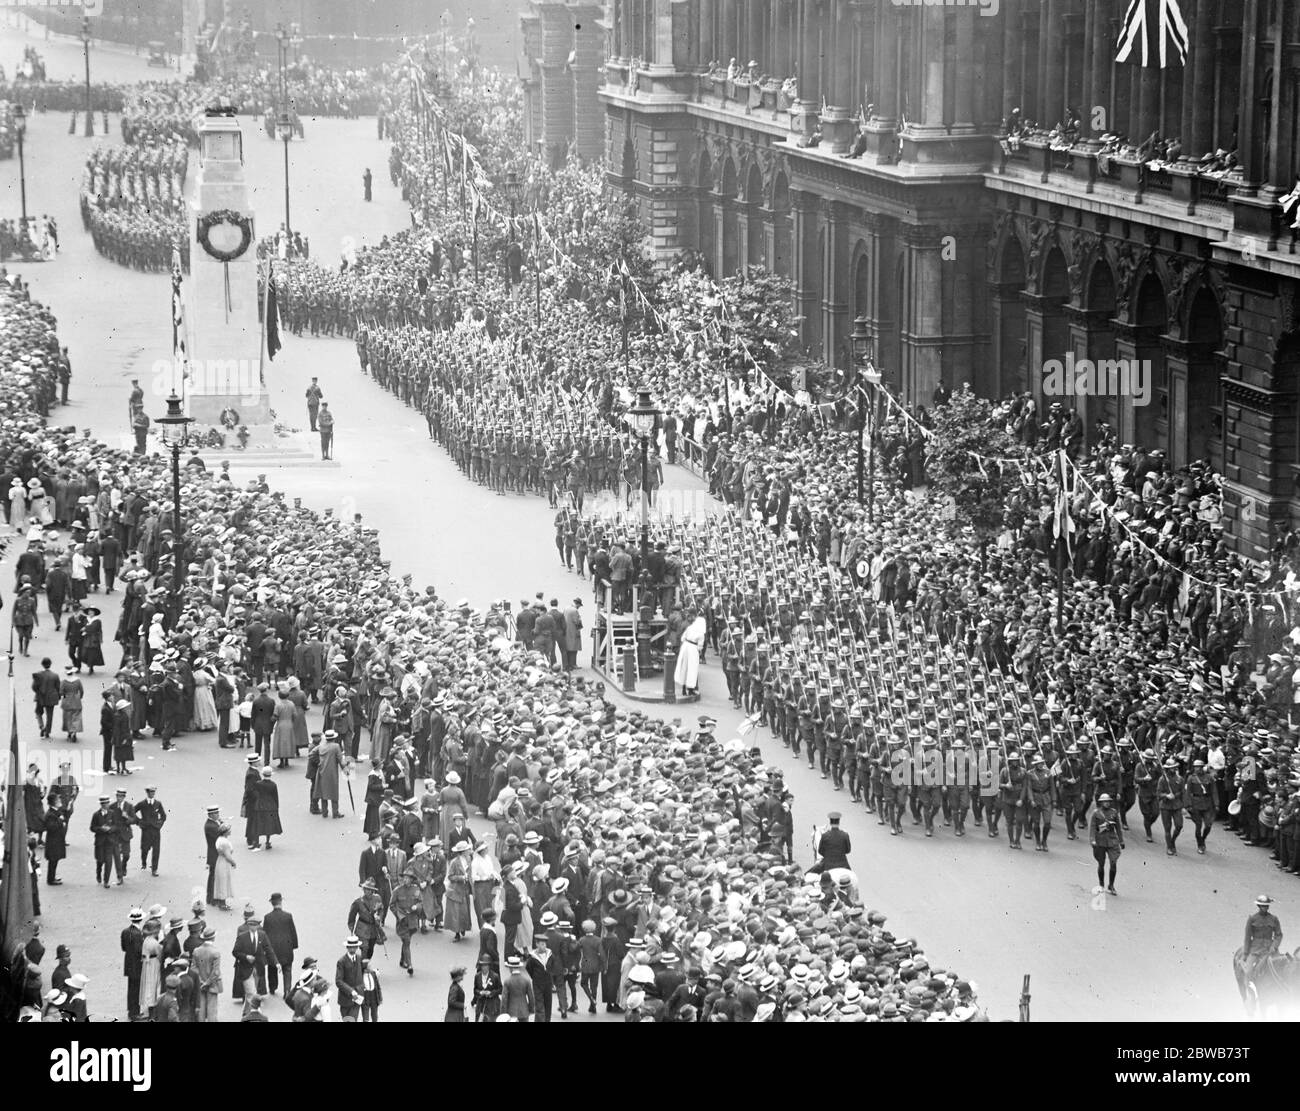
<box><xmin>13</xmin><ymin>104</ymin><xmax>27</xmax><ymax>230</ymax></box>
<box><xmin>851</xmin><ymin>315</ymin><xmax>880</xmax><ymax>522</ymax></box>
<box><xmin>278</xmin><ymin>110</ymin><xmax>293</xmax><ymax>237</ymax></box>
<box><xmin>628</xmin><ymin>386</ymin><xmax>660</xmax><ymax>567</ymax></box>
<box><xmin>155</xmin><ymin>394</ymin><xmax>194</xmax><ymax>623</ymax></box>
<box><xmin>503</xmin><ymin>169</ymin><xmax>520</xmax><ymax>294</ymax></box>
<box><xmin>275</xmin><ymin>23</ymin><xmax>289</xmax><ymax>119</ymax></box>
<box><xmin>81</xmin><ymin>16</ymin><xmax>94</xmax><ymax>137</ymax></box>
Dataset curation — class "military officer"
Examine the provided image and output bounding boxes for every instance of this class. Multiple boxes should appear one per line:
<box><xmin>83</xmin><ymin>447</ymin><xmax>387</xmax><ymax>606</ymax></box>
<box><xmin>1241</xmin><ymin>895</ymin><xmax>1283</xmax><ymax>982</ymax></box>
<box><xmin>1089</xmin><ymin>793</ymin><xmax>1124</xmax><ymax>895</ymax></box>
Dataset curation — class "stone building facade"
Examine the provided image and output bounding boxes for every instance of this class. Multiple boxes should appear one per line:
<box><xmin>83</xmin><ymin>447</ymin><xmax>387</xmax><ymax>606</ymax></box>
<box><xmin>588</xmin><ymin>0</ymin><xmax>1300</xmax><ymax>558</ymax></box>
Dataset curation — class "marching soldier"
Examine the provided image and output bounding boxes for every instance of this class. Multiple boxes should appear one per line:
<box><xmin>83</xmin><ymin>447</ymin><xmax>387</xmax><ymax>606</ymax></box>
<box><xmin>999</xmin><ymin>749</ymin><xmax>1028</xmax><ymax>850</ymax></box>
<box><xmin>1185</xmin><ymin>759</ymin><xmax>1215</xmax><ymax>855</ymax></box>
<box><xmin>1089</xmin><ymin>793</ymin><xmax>1124</xmax><ymax>895</ymax></box>
<box><xmin>1056</xmin><ymin>743</ymin><xmax>1085</xmax><ymax>839</ymax></box>
<box><xmin>1025</xmin><ymin>754</ymin><xmax>1055</xmax><ymax>851</ymax></box>
<box><xmin>1134</xmin><ymin>748</ymin><xmax>1161</xmax><ymax>844</ymax></box>
<box><xmin>1158</xmin><ymin>757</ymin><xmax>1186</xmax><ymax>856</ymax></box>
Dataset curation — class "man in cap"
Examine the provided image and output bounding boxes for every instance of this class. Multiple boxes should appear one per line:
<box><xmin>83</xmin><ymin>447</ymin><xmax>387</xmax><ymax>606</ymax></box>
<box><xmin>1241</xmin><ymin>895</ymin><xmax>1284</xmax><ymax>983</ymax></box>
<box><xmin>815</xmin><ymin>812</ymin><xmax>851</xmax><ymax>872</ymax></box>
<box><xmin>204</xmin><ymin>805</ymin><xmax>222</xmax><ymax>905</ymax></box>
<box><xmin>133</xmin><ymin>785</ymin><xmax>167</xmax><ymax>876</ymax></box>
<box><xmin>1089</xmin><ymin>793</ymin><xmax>1124</xmax><ymax>896</ymax></box>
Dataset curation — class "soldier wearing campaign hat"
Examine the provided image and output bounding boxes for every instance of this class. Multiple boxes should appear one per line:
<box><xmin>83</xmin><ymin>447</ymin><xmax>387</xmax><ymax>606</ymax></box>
<box><xmin>1158</xmin><ymin>758</ymin><xmax>1187</xmax><ymax>856</ymax></box>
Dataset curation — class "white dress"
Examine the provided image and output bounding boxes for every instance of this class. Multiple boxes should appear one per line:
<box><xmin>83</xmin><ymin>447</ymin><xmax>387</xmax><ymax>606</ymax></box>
<box><xmin>191</xmin><ymin>668</ymin><xmax>218</xmax><ymax>731</ymax></box>
<box><xmin>213</xmin><ymin>836</ymin><xmax>236</xmax><ymax>903</ymax></box>
<box><xmin>674</xmin><ymin>615</ymin><xmax>706</xmax><ymax>690</ymax></box>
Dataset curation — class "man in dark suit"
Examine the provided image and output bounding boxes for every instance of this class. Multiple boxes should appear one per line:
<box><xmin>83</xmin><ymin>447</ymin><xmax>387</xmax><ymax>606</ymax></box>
<box><xmin>263</xmin><ymin>892</ymin><xmax>299</xmax><ymax>997</ymax></box>
<box><xmin>250</xmin><ymin>682</ymin><xmax>276</xmax><ymax>765</ymax></box>
<box><xmin>357</xmin><ymin>835</ymin><xmax>389</xmax><ymax>906</ymax></box>
<box><xmin>204</xmin><ymin>805</ymin><xmax>221</xmax><ymax>905</ymax></box>
<box><xmin>334</xmin><ymin>936</ymin><xmax>366</xmax><ymax>1019</ymax></box>
<box><xmin>231</xmin><ymin>915</ymin><xmax>274</xmax><ymax>1014</ymax></box>
<box><xmin>214</xmin><ymin>665</ymin><xmax>236</xmax><ymax>747</ymax></box>
<box><xmin>133</xmin><ymin>786</ymin><xmax>167</xmax><ymax>875</ymax></box>
<box><xmin>815</xmin><ymin>811</ymin><xmax>852</xmax><ymax>872</ymax></box>
<box><xmin>120</xmin><ymin>907</ymin><xmax>144</xmax><ymax>1020</ymax></box>
<box><xmin>90</xmin><ymin>793</ymin><xmax>116</xmax><ymax>887</ymax></box>
<box><xmin>32</xmin><ymin>657</ymin><xmax>61</xmax><ymax>738</ymax></box>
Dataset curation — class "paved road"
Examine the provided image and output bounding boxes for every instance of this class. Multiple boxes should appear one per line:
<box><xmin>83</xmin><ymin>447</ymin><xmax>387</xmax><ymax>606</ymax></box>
<box><xmin>0</xmin><ymin>45</ymin><xmax>1282</xmax><ymax>1022</ymax></box>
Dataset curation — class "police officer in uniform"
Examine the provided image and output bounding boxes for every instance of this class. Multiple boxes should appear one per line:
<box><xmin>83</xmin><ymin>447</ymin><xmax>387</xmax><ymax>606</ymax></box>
<box><xmin>814</xmin><ymin>812</ymin><xmax>850</xmax><ymax>873</ymax></box>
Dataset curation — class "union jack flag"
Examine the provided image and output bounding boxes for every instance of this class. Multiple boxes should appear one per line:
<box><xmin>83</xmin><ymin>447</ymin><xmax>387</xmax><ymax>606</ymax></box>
<box><xmin>1116</xmin><ymin>0</ymin><xmax>1189</xmax><ymax>69</ymax></box>
<box><xmin>171</xmin><ymin>246</ymin><xmax>189</xmax><ymax>391</ymax></box>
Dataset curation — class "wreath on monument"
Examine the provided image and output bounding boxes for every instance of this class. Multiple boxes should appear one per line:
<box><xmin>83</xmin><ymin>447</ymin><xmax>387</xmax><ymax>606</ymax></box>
<box><xmin>196</xmin><ymin>209</ymin><xmax>253</xmax><ymax>263</ymax></box>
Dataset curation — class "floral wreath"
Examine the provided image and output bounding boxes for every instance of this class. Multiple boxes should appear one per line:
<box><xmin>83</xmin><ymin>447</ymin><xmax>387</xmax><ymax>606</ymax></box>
<box><xmin>196</xmin><ymin>209</ymin><xmax>253</xmax><ymax>263</ymax></box>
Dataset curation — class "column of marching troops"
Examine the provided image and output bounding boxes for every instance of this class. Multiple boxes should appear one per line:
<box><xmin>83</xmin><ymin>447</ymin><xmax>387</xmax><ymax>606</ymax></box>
<box><xmin>341</xmin><ymin>293</ymin><xmax>1300</xmax><ymax>885</ymax></box>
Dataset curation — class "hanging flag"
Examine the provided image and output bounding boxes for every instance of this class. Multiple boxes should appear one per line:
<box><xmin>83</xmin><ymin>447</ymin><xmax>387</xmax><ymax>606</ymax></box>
<box><xmin>265</xmin><ymin>259</ymin><xmax>281</xmax><ymax>361</ymax></box>
<box><xmin>1052</xmin><ymin>449</ymin><xmax>1075</xmax><ymax>557</ymax></box>
<box><xmin>1115</xmin><ymin>0</ymin><xmax>1189</xmax><ymax>69</ymax></box>
<box><xmin>0</xmin><ymin>704</ymin><xmax>36</xmax><ymax>985</ymax></box>
<box><xmin>171</xmin><ymin>245</ymin><xmax>188</xmax><ymax>391</ymax></box>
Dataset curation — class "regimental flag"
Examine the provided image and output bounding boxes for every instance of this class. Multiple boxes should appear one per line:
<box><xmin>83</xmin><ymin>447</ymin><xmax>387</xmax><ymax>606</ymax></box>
<box><xmin>1052</xmin><ymin>449</ymin><xmax>1076</xmax><ymax>557</ymax></box>
<box><xmin>265</xmin><ymin>259</ymin><xmax>281</xmax><ymax>361</ymax></box>
<box><xmin>1116</xmin><ymin>0</ymin><xmax>1189</xmax><ymax>69</ymax></box>
<box><xmin>171</xmin><ymin>246</ymin><xmax>189</xmax><ymax>392</ymax></box>
<box><xmin>0</xmin><ymin>704</ymin><xmax>36</xmax><ymax>982</ymax></box>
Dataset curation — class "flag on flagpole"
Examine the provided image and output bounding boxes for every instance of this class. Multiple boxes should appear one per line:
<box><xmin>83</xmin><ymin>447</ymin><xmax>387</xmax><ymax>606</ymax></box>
<box><xmin>0</xmin><ymin>704</ymin><xmax>36</xmax><ymax>977</ymax></box>
<box><xmin>265</xmin><ymin>259</ymin><xmax>281</xmax><ymax>361</ymax></box>
<box><xmin>1115</xmin><ymin>0</ymin><xmax>1189</xmax><ymax>68</ymax></box>
<box><xmin>170</xmin><ymin>245</ymin><xmax>189</xmax><ymax>396</ymax></box>
<box><xmin>1052</xmin><ymin>449</ymin><xmax>1075</xmax><ymax>557</ymax></box>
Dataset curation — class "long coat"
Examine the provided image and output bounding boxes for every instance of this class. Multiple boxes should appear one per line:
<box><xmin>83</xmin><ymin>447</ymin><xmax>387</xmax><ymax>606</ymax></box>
<box><xmin>80</xmin><ymin>617</ymin><xmax>105</xmax><ymax>668</ymax></box>
<box><xmin>59</xmin><ymin>677</ymin><xmax>84</xmax><ymax>733</ymax></box>
<box><xmin>315</xmin><ymin>739</ymin><xmax>346</xmax><ymax>804</ymax></box>
<box><xmin>251</xmin><ymin>779</ymin><xmax>282</xmax><ymax>838</ymax></box>
<box><xmin>271</xmin><ymin>698</ymin><xmax>297</xmax><ymax>760</ymax></box>
<box><xmin>562</xmin><ymin>606</ymin><xmax>583</xmax><ymax>654</ymax></box>
<box><xmin>43</xmin><ymin>806</ymin><xmax>68</xmax><ymax>863</ymax></box>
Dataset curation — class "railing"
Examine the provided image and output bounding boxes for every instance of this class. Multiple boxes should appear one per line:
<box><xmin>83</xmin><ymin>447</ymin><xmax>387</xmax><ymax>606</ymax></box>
<box><xmin>677</xmin><ymin>434</ymin><xmax>708</xmax><ymax>478</ymax></box>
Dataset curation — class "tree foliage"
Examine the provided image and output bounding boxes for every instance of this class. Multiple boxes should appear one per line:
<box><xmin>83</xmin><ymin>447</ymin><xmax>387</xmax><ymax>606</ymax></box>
<box><xmin>925</xmin><ymin>385</ymin><xmax>1025</xmax><ymax>537</ymax></box>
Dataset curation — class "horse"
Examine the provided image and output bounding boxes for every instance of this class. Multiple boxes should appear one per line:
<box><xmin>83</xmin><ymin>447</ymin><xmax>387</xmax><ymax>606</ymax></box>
<box><xmin>1233</xmin><ymin>946</ymin><xmax>1300</xmax><ymax>1019</ymax></box>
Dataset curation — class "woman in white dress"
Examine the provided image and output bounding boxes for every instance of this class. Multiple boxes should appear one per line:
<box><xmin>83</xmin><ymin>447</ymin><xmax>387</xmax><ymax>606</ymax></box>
<box><xmin>8</xmin><ymin>480</ymin><xmax>26</xmax><ymax>532</ymax></box>
<box><xmin>139</xmin><ymin>921</ymin><xmax>162</xmax><ymax>1013</ymax></box>
<box><xmin>212</xmin><ymin>823</ymin><xmax>237</xmax><ymax>910</ymax></box>
<box><xmin>673</xmin><ymin>607</ymin><xmax>707</xmax><ymax>697</ymax></box>
<box><xmin>28</xmin><ymin>482</ymin><xmax>50</xmax><ymax>526</ymax></box>
<box><xmin>191</xmin><ymin>660</ymin><xmax>218</xmax><ymax>731</ymax></box>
